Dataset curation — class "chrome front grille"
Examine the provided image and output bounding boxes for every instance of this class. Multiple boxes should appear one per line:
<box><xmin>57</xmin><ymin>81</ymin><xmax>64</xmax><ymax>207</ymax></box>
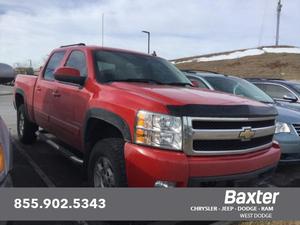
<box><xmin>293</xmin><ymin>124</ymin><xmax>300</xmax><ymax>136</ymax></box>
<box><xmin>183</xmin><ymin>116</ymin><xmax>276</xmax><ymax>156</ymax></box>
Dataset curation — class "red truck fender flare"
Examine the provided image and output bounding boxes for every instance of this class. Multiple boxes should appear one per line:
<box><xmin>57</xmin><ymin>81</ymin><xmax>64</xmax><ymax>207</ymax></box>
<box><xmin>83</xmin><ymin>108</ymin><xmax>132</xmax><ymax>143</ymax></box>
<box><xmin>14</xmin><ymin>88</ymin><xmax>30</xmax><ymax>118</ymax></box>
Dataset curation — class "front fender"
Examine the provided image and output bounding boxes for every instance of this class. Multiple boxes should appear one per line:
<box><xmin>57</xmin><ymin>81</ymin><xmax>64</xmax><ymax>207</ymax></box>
<box><xmin>83</xmin><ymin>108</ymin><xmax>132</xmax><ymax>143</ymax></box>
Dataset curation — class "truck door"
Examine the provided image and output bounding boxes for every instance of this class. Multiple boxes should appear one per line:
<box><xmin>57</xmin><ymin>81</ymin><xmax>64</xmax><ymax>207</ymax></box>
<box><xmin>34</xmin><ymin>51</ymin><xmax>66</xmax><ymax>132</ymax></box>
<box><xmin>51</xmin><ymin>50</ymin><xmax>90</xmax><ymax>150</ymax></box>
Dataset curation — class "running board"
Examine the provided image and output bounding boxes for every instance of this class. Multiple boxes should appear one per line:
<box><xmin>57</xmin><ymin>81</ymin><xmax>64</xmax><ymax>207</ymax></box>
<box><xmin>37</xmin><ymin>131</ymin><xmax>84</xmax><ymax>166</ymax></box>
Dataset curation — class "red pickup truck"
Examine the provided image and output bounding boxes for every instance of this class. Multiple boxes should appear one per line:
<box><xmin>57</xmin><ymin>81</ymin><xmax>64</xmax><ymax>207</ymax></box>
<box><xmin>14</xmin><ymin>44</ymin><xmax>280</xmax><ymax>187</ymax></box>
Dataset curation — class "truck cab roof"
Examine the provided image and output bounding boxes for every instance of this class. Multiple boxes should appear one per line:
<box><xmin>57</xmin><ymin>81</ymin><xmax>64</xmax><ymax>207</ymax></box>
<box><xmin>53</xmin><ymin>43</ymin><xmax>151</xmax><ymax>58</ymax></box>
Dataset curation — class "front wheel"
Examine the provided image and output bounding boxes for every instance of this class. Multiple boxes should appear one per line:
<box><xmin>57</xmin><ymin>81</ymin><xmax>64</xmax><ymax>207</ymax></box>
<box><xmin>88</xmin><ymin>138</ymin><xmax>127</xmax><ymax>187</ymax></box>
<box><xmin>17</xmin><ymin>104</ymin><xmax>38</xmax><ymax>144</ymax></box>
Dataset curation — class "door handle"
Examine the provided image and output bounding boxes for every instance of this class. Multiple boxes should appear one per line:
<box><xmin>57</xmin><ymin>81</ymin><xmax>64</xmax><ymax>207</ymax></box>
<box><xmin>36</xmin><ymin>86</ymin><xmax>42</xmax><ymax>92</ymax></box>
<box><xmin>52</xmin><ymin>90</ymin><xmax>61</xmax><ymax>97</ymax></box>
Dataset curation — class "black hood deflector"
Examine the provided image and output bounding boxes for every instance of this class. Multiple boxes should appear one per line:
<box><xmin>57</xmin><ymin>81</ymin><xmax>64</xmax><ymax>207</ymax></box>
<box><xmin>167</xmin><ymin>104</ymin><xmax>278</xmax><ymax>118</ymax></box>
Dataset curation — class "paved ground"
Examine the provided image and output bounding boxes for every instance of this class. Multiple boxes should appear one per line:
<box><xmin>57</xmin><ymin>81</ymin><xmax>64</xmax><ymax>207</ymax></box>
<box><xmin>0</xmin><ymin>84</ymin><xmax>13</xmax><ymax>96</ymax></box>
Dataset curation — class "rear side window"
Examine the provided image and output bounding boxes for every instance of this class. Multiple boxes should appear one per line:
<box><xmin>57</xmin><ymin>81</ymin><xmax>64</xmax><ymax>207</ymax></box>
<box><xmin>44</xmin><ymin>51</ymin><xmax>65</xmax><ymax>81</ymax></box>
<box><xmin>65</xmin><ymin>51</ymin><xmax>87</xmax><ymax>77</ymax></box>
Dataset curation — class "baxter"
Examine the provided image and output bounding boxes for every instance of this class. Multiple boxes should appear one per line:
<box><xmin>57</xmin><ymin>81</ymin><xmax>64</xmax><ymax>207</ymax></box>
<box><xmin>225</xmin><ymin>190</ymin><xmax>280</xmax><ymax>205</ymax></box>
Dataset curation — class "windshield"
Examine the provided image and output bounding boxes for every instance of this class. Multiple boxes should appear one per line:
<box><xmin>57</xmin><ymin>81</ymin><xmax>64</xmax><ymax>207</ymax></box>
<box><xmin>203</xmin><ymin>76</ymin><xmax>274</xmax><ymax>103</ymax></box>
<box><xmin>93</xmin><ymin>50</ymin><xmax>191</xmax><ymax>85</ymax></box>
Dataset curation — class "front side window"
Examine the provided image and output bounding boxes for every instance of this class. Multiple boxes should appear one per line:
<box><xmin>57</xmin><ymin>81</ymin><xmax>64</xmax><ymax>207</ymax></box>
<box><xmin>255</xmin><ymin>83</ymin><xmax>296</xmax><ymax>100</ymax></box>
<box><xmin>65</xmin><ymin>51</ymin><xmax>87</xmax><ymax>77</ymax></box>
<box><xmin>93</xmin><ymin>50</ymin><xmax>191</xmax><ymax>85</ymax></box>
<box><xmin>44</xmin><ymin>51</ymin><xmax>65</xmax><ymax>81</ymax></box>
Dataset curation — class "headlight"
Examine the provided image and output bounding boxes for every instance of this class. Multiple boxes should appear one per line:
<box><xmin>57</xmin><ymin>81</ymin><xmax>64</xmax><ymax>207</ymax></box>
<box><xmin>134</xmin><ymin>110</ymin><xmax>182</xmax><ymax>150</ymax></box>
<box><xmin>275</xmin><ymin>122</ymin><xmax>290</xmax><ymax>134</ymax></box>
<box><xmin>0</xmin><ymin>144</ymin><xmax>5</xmax><ymax>172</ymax></box>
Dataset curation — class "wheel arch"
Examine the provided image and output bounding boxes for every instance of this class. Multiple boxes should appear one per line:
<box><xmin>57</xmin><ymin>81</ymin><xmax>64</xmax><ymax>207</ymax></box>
<box><xmin>83</xmin><ymin>108</ymin><xmax>132</xmax><ymax>166</ymax></box>
<box><xmin>15</xmin><ymin>88</ymin><xmax>25</xmax><ymax>109</ymax></box>
<box><xmin>14</xmin><ymin>88</ymin><xmax>33</xmax><ymax>121</ymax></box>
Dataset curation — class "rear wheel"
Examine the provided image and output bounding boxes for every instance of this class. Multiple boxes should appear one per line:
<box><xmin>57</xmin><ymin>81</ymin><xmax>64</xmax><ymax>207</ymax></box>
<box><xmin>17</xmin><ymin>104</ymin><xmax>38</xmax><ymax>144</ymax></box>
<box><xmin>88</xmin><ymin>138</ymin><xmax>127</xmax><ymax>187</ymax></box>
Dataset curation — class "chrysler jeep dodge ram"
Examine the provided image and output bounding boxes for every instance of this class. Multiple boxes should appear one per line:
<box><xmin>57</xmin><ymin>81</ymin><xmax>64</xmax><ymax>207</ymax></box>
<box><xmin>14</xmin><ymin>44</ymin><xmax>280</xmax><ymax>187</ymax></box>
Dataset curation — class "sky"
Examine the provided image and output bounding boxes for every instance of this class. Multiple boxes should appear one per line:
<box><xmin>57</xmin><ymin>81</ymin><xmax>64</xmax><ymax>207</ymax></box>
<box><xmin>0</xmin><ymin>0</ymin><xmax>300</xmax><ymax>68</ymax></box>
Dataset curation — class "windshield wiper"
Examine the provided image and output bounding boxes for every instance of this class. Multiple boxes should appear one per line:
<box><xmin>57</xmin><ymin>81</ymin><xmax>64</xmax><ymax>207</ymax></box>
<box><xmin>108</xmin><ymin>78</ymin><xmax>163</xmax><ymax>84</ymax></box>
<box><xmin>260</xmin><ymin>101</ymin><xmax>275</xmax><ymax>104</ymax></box>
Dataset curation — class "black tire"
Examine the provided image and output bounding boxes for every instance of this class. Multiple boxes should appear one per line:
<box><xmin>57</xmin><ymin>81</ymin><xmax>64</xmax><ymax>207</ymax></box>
<box><xmin>88</xmin><ymin>138</ymin><xmax>127</xmax><ymax>187</ymax></box>
<box><xmin>17</xmin><ymin>104</ymin><xmax>38</xmax><ymax>144</ymax></box>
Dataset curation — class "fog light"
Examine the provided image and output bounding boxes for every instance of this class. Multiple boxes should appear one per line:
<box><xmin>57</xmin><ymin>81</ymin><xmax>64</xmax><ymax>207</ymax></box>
<box><xmin>154</xmin><ymin>181</ymin><xmax>176</xmax><ymax>188</ymax></box>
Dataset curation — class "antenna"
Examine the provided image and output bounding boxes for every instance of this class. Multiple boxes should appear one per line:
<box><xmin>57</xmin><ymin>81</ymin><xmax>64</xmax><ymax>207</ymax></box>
<box><xmin>275</xmin><ymin>0</ymin><xmax>282</xmax><ymax>46</ymax></box>
<box><xmin>102</xmin><ymin>13</ymin><xmax>104</xmax><ymax>47</ymax></box>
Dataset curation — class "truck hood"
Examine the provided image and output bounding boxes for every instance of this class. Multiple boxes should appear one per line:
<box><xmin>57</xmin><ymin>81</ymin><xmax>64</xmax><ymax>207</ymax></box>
<box><xmin>111</xmin><ymin>82</ymin><xmax>262</xmax><ymax>106</ymax></box>
<box><xmin>110</xmin><ymin>82</ymin><xmax>277</xmax><ymax>117</ymax></box>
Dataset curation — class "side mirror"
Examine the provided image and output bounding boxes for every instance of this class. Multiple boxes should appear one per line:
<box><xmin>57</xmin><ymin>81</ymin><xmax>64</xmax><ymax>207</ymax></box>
<box><xmin>0</xmin><ymin>63</ymin><xmax>15</xmax><ymax>84</ymax></box>
<box><xmin>191</xmin><ymin>80</ymin><xmax>200</xmax><ymax>87</ymax></box>
<box><xmin>283</xmin><ymin>94</ymin><xmax>298</xmax><ymax>102</ymax></box>
<box><xmin>54</xmin><ymin>67</ymin><xmax>85</xmax><ymax>86</ymax></box>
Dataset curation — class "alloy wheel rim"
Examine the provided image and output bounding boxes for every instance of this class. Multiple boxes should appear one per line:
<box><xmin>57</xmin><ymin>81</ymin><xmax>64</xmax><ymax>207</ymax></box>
<box><xmin>94</xmin><ymin>157</ymin><xmax>116</xmax><ymax>187</ymax></box>
<box><xmin>19</xmin><ymin>112</ymin><xmax>25</xmax><ymax>136</ymax></box>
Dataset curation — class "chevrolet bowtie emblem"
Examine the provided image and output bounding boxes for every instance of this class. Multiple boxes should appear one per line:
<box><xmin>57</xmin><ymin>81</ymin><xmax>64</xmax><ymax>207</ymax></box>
<box><xmin>239</xmin><ymin>127</ymin><xmax>255</xmax><ymax>140</ymax></box>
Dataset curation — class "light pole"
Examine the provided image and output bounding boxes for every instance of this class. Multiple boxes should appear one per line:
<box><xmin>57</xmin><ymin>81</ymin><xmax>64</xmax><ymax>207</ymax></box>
<box><xmin>142</xmin><ymin>30</ymin><xmax>150</xmax><ymax>54</ymax></box>
<box><xmin>275</xmin><ymin>0</ymin><xmax>282</xmax><ymax>46</ymax></box>
<box><xmin>28</xmin><ymin>59</ymin><xmax>32</xmax><ymax>68</ymax></box>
